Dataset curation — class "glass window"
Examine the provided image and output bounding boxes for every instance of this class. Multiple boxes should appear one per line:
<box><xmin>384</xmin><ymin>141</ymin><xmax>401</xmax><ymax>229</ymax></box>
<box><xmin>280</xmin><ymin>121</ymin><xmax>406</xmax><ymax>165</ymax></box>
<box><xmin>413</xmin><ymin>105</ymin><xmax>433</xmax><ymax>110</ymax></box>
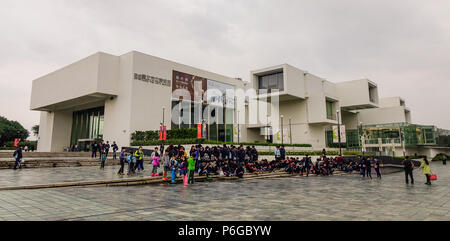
<box><xmin>326</xmin><ymin>101</ymin><xmax>334</xmax><ymax>120</ymax></box>
<box><xmin>258</xmin><ymin>72</ymin><xmax>284</xmax><ymax>93</ymax></box>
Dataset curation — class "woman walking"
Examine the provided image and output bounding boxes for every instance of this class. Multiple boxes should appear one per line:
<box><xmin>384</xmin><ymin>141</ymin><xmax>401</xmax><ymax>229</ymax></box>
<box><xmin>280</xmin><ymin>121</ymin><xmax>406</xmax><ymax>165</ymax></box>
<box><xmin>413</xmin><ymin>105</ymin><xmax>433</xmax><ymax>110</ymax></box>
<box><xmin>419</xmin><ymin>157</ymin><xmax>432</xmax><ymax>185</ymax></box>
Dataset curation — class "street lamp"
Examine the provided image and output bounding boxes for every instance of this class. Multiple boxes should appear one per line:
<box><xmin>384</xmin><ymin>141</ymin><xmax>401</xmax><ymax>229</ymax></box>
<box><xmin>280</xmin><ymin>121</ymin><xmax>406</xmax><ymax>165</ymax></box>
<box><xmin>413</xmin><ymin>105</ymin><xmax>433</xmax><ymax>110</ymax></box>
<box><xmin>336</xmin><ymin>110</ymin><xmax>342</xmax><ymax>156</ymax></box>
<box><xmin>237</xmin><ymin>110</ymin><xmax>240</xmax><ymax>144</ymax></box>
<box><xmin>266</xmin><ymin>115</ymin><xmax>270</xmax><ymax>143</ymax></box>
<box><xmin>289</xmin><ymin>118</ymin><xmax>292</xmax><ymax>145</ymax></box>
<box><xmin>359</xmin><ymin>122</ymin><xmax>364</xmax><ymax>155</ymax></box>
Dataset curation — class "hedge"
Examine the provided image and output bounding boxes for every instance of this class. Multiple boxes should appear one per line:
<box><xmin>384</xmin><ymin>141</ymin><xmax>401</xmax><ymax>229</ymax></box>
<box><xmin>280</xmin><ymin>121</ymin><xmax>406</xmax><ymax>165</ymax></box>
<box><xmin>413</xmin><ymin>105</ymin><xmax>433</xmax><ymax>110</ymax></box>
<box><xmin>131</xmin><ymin>139</ymin><xmax>312</xmax><ymax>148</ymax></box>
<box><xmin>131</xmin><ymin>129</ymin><xmax>197</xmax><ymax>142</ymax></box>
<box><xmin>432</xmin><ymin>153</ymin><xmax>449</xmax><ymax>161</ymax></box>
<box><xmin>259</xmin><ymin>151</ymin><xmax>340</xmax><ymax>156</ymax></box>
<box><xmin>4</xmin><ymin>141</ymin><xmax>37</xmax><ymax>149</ymax></box>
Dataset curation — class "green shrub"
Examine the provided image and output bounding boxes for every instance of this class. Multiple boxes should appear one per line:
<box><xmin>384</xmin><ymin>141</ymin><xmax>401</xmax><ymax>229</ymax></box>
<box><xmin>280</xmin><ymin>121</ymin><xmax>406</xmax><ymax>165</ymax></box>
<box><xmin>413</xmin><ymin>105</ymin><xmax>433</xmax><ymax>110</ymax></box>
<box><xmin>258</xmin><ymin>151</ymin><xmax>339</xmax><ymax>156</ymax></box>
<box><xmin>432</xmin><ymin>153</ymin><xmax>449</xmax><ymax>161</ymax></box>
<box><xmin>130</xmin><ymin>139</ymin><xmax>312</xmax><ymax>148</ymax></box>
<box><xmin>4</xmin><ymin>141</ymin><xmax>37</xmax><ymax>149</ymax></box>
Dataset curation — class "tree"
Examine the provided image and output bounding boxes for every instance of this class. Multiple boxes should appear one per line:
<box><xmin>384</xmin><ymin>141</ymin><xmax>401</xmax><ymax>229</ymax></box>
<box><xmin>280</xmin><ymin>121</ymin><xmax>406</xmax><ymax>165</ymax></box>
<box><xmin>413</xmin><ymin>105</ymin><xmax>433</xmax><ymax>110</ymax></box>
<box><xmin>0</xmin><ymin>116</ymin><xmax>29</xmax><ymax>146</ymax></box>
<box><xmin>32</xmin><ymin>125</ymin><xmax>39</xmax><ymax>137</ymax></box>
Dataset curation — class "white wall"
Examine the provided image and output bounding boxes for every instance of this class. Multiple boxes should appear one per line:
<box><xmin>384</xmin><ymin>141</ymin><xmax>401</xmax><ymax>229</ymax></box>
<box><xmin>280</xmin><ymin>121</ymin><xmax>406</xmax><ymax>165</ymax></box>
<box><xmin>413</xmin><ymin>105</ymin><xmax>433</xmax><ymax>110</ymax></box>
<box><xmin>358</xmin><ymin>106</ymin><xmax>408</xmax><ymax>125</ymax></box>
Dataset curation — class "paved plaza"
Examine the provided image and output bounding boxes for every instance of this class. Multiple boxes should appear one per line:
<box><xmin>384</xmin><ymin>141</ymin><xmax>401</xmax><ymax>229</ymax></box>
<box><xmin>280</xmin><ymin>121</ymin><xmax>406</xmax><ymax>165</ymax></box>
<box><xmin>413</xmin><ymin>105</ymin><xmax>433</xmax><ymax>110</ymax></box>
<box><xmin>0</xmin><ymin>163</ymin><xmax>449</xmax><ymax>221</ymax></box>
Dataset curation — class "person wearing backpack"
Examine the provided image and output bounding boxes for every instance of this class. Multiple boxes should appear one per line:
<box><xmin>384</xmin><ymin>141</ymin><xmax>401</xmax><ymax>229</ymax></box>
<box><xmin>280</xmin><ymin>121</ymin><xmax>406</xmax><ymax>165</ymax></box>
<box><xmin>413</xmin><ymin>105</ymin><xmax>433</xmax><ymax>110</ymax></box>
<box><xmin>402</xmin><ymin>156</ymin><xmax>415</xmax><ymax>184</ymax></box>
<box><xmin>419</xmin><ymin>157</ymin><xmax>432</xmax><ymax>185</ymax></box>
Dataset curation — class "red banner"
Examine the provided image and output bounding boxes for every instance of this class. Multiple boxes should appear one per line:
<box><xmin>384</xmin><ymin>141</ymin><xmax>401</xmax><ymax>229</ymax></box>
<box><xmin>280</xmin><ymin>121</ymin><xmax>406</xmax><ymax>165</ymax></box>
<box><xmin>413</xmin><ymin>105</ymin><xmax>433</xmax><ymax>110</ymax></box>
<box><xmin>197</xmin><ymin>124</ymin><xmax>202</xmax><ymax>139</ymax></box>
<box><xmin>162</xmin><ymin>126</ymin><xmax>167</xmax><ymax>140</ymax></box>
<box><xmin>14</xmin><ymin>138</ymin><xmax>21</xmax><ymax>147</ymax></box>
<box><xmin>159</xmin><ymin>126</ymin><xmax>167</xmax><ymax>141</ymax></box>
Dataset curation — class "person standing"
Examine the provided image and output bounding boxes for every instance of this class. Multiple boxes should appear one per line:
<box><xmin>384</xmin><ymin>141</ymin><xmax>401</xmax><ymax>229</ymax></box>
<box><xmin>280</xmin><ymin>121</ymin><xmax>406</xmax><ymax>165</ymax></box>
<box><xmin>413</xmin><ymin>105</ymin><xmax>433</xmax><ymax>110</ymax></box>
<box><xmin>151</xmin><ymin>148</ymin><xmax>160</xmax><ymax>177</ymax></box>
<box><xmin>104</xmin><ymin>141</ymin><xmax>110</xmax><ymax>158</ymax></box>
<box><xmin>188</xmin><ymin>154</ymin><xmax>197</xmax><ymax>184</ymax></box>
<box><xmin>179</xmin><ymin>157</ymin><xmax>188</xmax><ymax>186</ymax></box>
<box><xmin>111</xmin><ymin>142</ymin><xmax>119</xmax><ymax>160</ymax></box>
<box><xmin>134</xmin><ymin>146</ymin><xmax>144</xmax><ymax>172</ymax></box>
<box><xmin>402</xmin><ymin>156</ymin><xmax>415</xmax><ymax>184</ymax></box>
<box><xmin>443</xmin><ymin>155</ymin><xmax>447</xmax><ymax>166</ymax></box>
<box><xmin>161</xmin><ymin>150</ymin><xmax>170</xmax><ymax>181</ymax></box>
<box><xmin>127</xmin><ymin>151</ymin><xmax>136</xmax><ymax>175</ymax></box>
<box><xmin>419</xmin><ymin>157</ymin><xmax>432</xmax><ymax>185</ymax></box>
<box><xmin>275</xmin><ymin>146</ymin><xmax>281</xmax><ymax>161</ymax></box>
<box><xmin>91</xmin><ymin>142</ymin><xmax>97</xmax><ymax>158</ymax></box>
<box><xmin>170</xmin><ymin>155</ymin><xmax>178</xmax><ymax>184</ymax></box>
<box><xmin>118</xmin><ymin>148</ymin><xmax>126</xmax><ymax>175</ymax></box>
<box><xmin>365</xmin><ymin>157</ymin><xmax>372</xmax><ymax>179</ymax></box>
<box><xmin>13</xmin><ymin>146</ymin><xmax>23</xmax><ymax>170</ymax></box>
<box><xmin>280</xmin><ymin>146</ymin><xmax>286</xmax><ymax>161</ymax></box>
<box><xmin>100</xmin><ymin>151</ymin><xmax>106</xmax><ymax>169</ymax></box>
<box><xmin>373</xmin><ymin>157</ymin><xmax>382</xmax><ymax>179</ymax></box>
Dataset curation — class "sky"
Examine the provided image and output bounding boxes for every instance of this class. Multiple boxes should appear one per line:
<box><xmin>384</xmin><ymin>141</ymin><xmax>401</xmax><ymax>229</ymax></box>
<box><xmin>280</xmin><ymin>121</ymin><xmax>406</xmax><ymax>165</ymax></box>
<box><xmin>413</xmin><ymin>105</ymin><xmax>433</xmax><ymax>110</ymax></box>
<box><xmin>1</xmin><ymin>0</ymin><xmax>449</xmax><ymax>140</ymax></box>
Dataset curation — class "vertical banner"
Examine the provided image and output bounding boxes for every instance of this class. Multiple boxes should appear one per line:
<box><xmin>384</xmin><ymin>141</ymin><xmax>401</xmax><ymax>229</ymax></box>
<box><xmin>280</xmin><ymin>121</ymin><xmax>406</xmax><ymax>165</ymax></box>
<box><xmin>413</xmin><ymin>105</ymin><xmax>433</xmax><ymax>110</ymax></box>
<box><xmin>162</xmin><ymin>126</ymin><xmax>167</xmax><ymax>140</ymax></box>
<box><xmin>202</xmin><ymin>123</ymin><xmax>207</xmax><ymax>139</ymax></box>
<box><xmin>332</xmin><ymin>125</ymin><xmax>347</xmax><ymax>143</ymax></box>
<box><xmin>197</xmin><ymin>124</ymin><xmax>202</xmax><ymax>139</ymax></box>
<box><xmin>14</xmin><ymin>138</ymin><xmax>21</xmax><ymax>147</ymax></box>
<box><xmin>159</xmin><ymin>126</ymin><xmax>167</xmax><ymax>141</ymax></box>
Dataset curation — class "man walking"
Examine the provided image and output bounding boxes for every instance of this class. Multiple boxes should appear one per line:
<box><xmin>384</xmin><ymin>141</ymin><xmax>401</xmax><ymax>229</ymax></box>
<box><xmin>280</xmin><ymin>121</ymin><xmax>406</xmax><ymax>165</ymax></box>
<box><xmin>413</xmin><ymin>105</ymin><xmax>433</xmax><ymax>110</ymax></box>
<box><xmin>443</xmin><ymin>155</ymin><xmax>447</xmax><ymax>165</ymax></box>
<box><xmin>402</xmin><ymin>156</ymin><xmax>415</xmax><ymax>184</ymax></box>
<box><xmin>13</xmin><ymin>146</ymin><xmax>23</xmax><ymax>170</ymax></box>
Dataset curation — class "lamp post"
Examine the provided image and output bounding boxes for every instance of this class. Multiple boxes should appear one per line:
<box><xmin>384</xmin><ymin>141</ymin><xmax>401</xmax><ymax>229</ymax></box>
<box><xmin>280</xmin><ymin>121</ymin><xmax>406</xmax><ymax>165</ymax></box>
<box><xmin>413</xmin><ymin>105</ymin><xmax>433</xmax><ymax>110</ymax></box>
<box><xmin>237</xmin><ymin>110</ymin><xmax>240</xmax><ymax>144</ymax></box>
<box><xmin>266</xmin><ymin>115</ymin><xmax>270</xmax><ymax>143</ymax></box>
<box><xmin>336</xmin><ymin>110</ymin><xmax>342</xmax><ymax>156</ymax></box>
<box><xmin>289</xmin><ymin>118</ymin><xmax>292</xmax><ymax>145</ymax></box>
<box><xmin>280</xmin><ymin>115</ymin><xmax>284</xmax><ymax>145</ymax></box>
<box><xmin>359</xmin><ymin>122</ymin><xmax>364</xmax><ymax>155</ymax></box>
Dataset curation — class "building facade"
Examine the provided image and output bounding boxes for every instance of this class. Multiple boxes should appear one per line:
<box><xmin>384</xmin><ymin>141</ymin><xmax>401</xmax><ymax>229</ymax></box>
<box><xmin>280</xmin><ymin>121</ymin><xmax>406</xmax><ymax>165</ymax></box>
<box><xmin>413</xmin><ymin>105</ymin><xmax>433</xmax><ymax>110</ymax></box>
<box><xmin>31</xmin><ymin>51</ymin><xmax>449</xmax><ymax>156</ymax></box>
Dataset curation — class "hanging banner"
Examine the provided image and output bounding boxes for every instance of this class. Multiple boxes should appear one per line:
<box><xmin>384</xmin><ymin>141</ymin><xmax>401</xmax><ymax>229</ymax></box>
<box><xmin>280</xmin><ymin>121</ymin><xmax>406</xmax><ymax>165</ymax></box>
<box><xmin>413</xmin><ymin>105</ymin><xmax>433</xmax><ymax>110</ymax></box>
<box><xmin>197</xmin><ymin>124</ymin><xmax>202</xmax><ymax>139</ymax></box>
<box><xmin>202</xmin><ymin>123</ymin><xmax>207</xmax><ymax>139</ymax></box>
<box><xmin>159</xmin><ymin>126</ymin><xmax>167</xmax><ymax>141</ymax></box>
<box><xmin>14</xmin><ymin>138</ymin><xmax>21</xmax><ymax>147</ymax></box>
<box><xmin>332</xmin><ymin>125</ymin><xmax>347</xmax><ymax>143</ymax></box>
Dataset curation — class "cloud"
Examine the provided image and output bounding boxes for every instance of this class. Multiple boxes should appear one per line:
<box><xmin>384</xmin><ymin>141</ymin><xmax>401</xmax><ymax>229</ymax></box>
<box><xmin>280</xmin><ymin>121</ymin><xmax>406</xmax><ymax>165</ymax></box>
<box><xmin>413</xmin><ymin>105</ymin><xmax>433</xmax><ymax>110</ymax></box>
<box><xmin>0</xmin><ymin>0</ymin><xmax>449</xmax><ymax>135</ymax></box>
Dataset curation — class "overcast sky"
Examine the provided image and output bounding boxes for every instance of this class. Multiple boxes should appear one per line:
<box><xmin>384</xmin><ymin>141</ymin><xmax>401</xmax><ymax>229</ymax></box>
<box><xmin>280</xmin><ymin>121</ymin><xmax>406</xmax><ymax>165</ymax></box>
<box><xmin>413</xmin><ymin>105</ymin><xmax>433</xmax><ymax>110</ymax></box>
<box><xmin>1</xmin><ymin>0</ymin><xmax>449</xmax><ymax>138</ymax></box>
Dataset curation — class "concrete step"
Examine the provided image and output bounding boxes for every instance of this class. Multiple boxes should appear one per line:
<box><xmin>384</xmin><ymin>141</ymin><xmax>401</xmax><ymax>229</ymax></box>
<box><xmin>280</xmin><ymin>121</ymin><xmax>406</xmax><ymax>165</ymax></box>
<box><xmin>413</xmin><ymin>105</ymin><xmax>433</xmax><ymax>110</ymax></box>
<box><xmin>0</xmin><ymin>171</ymin><xmax>352</xmax><ymax>191</ymax></box>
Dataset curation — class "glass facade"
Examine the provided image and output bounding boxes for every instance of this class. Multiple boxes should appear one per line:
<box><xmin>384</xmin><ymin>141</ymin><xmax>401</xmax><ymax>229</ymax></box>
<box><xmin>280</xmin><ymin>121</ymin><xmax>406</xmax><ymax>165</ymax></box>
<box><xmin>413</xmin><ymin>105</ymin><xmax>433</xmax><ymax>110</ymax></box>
<box><xmin>258</xmin><ymin>72</ymin><xmax>284</xmax><ymax>93</ymax></box>
<box><xmin>70</xmin><ymin>107</ymin><xmax>104</xmax><ymax>146</ymax></box>
<box><xmin>326</xmin><ymin>123</ymin><xmax>437</xmax><ymax>148</ymax></box>
<box><xmin>171</xmin><ymin>100</ymin><xmax>234</xmax><ymax>142</ymax></box>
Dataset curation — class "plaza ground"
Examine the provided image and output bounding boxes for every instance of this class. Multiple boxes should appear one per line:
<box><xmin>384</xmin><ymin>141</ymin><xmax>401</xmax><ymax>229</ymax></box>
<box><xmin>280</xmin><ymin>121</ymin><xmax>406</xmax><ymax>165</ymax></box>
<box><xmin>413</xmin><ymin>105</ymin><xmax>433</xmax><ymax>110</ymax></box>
<box><xmin>0</xmin><ymin>163</ymin><xmax>449</xmax><ymax>221</ymax></box>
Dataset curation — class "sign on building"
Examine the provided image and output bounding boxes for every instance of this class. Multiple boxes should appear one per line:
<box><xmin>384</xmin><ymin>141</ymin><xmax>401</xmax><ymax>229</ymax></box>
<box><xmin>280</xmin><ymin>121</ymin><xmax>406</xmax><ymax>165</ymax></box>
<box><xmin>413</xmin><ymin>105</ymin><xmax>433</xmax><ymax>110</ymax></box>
<box><xmin>332</xmin><ymin>125</ymin><xmax>347</xmax><ymax>143</ymax></box>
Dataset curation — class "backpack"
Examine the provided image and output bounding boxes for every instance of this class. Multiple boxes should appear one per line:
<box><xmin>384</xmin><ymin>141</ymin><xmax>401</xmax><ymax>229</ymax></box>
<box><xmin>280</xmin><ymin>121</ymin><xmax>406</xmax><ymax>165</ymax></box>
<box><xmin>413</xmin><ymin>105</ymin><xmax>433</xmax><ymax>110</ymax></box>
<box><xmin>404</xmin><ymin>159</ymin><xmax>413</xmax><ymax>169</ymax></box>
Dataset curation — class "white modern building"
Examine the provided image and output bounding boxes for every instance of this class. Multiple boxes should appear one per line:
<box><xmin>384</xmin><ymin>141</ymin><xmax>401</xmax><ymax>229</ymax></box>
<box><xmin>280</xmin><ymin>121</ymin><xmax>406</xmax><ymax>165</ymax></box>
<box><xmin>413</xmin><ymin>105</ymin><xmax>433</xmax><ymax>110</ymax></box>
<box><xmin>30</xmin><ymin>51</ymin><xmax>449</xmax><ymax>156</ymax></box>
